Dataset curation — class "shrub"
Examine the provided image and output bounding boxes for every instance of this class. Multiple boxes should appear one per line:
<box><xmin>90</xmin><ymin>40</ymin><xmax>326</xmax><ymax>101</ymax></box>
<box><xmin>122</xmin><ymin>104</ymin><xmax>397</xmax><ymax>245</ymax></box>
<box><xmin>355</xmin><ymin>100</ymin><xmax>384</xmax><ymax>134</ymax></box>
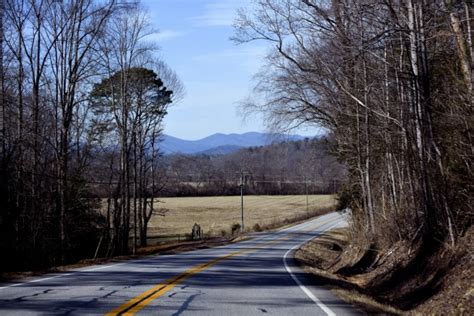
<box><xmin>253</xmin><ymin>223</ymin><xmax>263</xmax><ymax>232</ymax></box>
<box><xmin>231</xmin><ymin>223</ymin><xmax>241</xmax><ymax>235</ymax></box>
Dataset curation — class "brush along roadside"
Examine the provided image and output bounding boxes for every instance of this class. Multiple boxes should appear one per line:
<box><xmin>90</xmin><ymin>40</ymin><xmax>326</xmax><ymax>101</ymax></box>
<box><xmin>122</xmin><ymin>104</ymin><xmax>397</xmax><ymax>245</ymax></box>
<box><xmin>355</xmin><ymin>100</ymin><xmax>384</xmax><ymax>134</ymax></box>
<box><xmin>294</xmin><ymin>227</ymin><xmax>474</xmax><ymax>315</ymax></box>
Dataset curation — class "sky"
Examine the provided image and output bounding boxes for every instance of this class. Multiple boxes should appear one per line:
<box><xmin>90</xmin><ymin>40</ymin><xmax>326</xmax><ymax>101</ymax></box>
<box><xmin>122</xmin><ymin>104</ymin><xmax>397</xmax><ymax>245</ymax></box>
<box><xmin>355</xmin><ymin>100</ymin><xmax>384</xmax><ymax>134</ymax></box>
<box><xmin>141</xmin><ymin>0</ymin><xmax>320</xmax><ymax>140</ymax></box>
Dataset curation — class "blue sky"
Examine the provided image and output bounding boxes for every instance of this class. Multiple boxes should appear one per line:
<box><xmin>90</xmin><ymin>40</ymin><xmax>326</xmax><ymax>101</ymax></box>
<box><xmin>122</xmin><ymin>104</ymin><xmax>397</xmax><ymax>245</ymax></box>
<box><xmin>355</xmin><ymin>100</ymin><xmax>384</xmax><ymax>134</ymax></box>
<box><xmin>142</xmin><ymin>0</ymin><xmax>319</xmax><ymax>140</ymax></box>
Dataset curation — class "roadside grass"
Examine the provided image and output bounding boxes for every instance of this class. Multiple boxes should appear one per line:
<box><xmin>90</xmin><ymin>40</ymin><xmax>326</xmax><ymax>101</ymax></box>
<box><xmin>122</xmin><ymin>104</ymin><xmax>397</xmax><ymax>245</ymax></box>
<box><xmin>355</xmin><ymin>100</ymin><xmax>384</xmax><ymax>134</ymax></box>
<box><xmin>148</xmin><ymin>195</ymin><xmax>336</xmax><ymax>238</ymax></box>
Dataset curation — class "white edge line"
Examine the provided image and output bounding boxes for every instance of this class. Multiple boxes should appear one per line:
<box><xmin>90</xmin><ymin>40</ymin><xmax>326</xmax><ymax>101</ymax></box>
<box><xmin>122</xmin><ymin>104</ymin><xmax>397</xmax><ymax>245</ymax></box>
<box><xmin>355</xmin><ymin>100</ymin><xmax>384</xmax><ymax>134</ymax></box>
<box><xmin>0</xmin><ymin>262</ymin><xmax>125</xmax><ymax>290</ymax></box>
<box><xmin>279</xmin><ymin>213</ymin><xmax>340</xmax><ymax>233</ymax></box>
<box><xmin>283</xmin><ymin>219</ymin><xmax>342</xmax><ymax>316</ymax></box>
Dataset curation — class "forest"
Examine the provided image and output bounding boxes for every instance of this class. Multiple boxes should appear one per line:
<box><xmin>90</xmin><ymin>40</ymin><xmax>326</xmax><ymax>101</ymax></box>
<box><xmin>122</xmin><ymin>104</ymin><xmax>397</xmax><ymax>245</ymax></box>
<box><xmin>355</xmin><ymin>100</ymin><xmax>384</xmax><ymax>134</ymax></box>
<box><xmin>234</xmin><ymin>0</ymin><xmax>472</xmax><ymax>250</ymax></box>
<box><xmin>157</xmin><ymin>137</ymin><xmax>345</xmax><ymax>197</ymax></box>
<box><xmin>233</xmin><ymin>0</ymin><xmax>473</xmax><ymax>307</ymax></box>
<box><xmin>0</xmin><ymin>0</ymin><xmax>184</xmax><ymax>270</ymax></box>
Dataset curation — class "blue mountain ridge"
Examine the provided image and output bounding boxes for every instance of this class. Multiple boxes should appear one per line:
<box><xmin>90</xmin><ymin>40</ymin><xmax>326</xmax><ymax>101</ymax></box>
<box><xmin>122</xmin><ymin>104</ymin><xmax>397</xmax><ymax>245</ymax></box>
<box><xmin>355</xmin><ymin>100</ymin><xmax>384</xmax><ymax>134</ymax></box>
<box><xmin>160</xmin><ymin>132</ymin><xmax>307</xmax><ymax>155</ymax></box>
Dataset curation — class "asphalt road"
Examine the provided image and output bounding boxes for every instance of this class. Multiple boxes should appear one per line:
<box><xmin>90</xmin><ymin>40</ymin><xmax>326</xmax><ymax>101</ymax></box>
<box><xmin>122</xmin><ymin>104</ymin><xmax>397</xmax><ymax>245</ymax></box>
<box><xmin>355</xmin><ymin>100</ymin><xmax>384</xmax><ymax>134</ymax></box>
<box><xmin>0</xmin><ymin>212</ymin><xmax>360</xmax><ymax>315</ymax></box>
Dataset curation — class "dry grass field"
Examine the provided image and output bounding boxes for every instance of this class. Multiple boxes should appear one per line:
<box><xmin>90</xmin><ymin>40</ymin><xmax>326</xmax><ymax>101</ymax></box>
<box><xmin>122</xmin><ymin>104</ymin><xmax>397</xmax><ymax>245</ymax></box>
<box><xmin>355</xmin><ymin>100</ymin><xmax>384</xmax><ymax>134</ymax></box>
<box><xmin>147</xmin><ymin>195</ymin><xmax>337</xmax><ymax>238</ymax></box>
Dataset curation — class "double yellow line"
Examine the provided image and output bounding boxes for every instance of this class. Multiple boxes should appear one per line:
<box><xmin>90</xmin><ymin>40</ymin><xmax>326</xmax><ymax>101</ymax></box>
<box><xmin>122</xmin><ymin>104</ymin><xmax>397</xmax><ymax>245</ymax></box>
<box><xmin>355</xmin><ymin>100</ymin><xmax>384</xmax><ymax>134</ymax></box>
<box><xmin>106</xmin><ymin>215</ymin><xmax>339</xmax><ymax>315</ymax></box>
<box><xmin>106</xmin><ymin>236</ymin><xmax>290</xmax><ymax>315</ymax></box>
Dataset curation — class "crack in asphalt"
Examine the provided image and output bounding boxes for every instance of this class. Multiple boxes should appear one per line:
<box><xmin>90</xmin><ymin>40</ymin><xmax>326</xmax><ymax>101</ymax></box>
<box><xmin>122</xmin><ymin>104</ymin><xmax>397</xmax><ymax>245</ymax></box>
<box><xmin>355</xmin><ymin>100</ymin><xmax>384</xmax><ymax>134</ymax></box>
<box><xmin>9</xmin><ymin>289</ymin><xmax>54</xmax><ymax>302</ymax></box>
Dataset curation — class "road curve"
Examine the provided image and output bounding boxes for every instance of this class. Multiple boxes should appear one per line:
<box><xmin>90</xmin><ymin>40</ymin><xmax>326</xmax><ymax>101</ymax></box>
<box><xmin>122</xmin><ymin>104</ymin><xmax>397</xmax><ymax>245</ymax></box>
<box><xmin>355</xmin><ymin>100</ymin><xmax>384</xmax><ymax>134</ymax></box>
<box><xmin>0</xmin><ymin>212</ymin><xmax>360</xmax><ymax>315</ymax></box>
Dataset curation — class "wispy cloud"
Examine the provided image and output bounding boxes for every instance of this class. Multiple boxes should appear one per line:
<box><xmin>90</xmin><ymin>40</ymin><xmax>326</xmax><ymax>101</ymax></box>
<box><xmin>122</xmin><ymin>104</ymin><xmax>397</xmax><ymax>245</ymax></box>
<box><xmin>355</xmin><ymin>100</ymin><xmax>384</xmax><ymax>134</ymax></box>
<box><xmin>192</xmin><ymin>0</ymin><xmax>249</xmax><ymax>27</ymax></box>
<box><xmin>192</xmin><ymin>45</ymin><xmax>268</xmax><ymax>73</ymax></box>
<box><xmin>146</xmin><ymin>30</ymin><xmax>186</xmax><ymax>43</ymax></box>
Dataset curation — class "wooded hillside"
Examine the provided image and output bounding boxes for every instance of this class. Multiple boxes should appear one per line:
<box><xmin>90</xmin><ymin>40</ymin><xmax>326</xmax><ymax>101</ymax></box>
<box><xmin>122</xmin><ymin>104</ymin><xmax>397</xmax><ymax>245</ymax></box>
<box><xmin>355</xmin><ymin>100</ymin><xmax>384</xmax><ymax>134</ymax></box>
<box><xmin>0</xmin><ymin>0</ymin><xmax>183</xmax><ymax>270</ymax></box>
<box><xmin>159</xmin><ymin>137</ymin><xmax>345</xmax><ymax>197</ymax></box>
<box><xmin>234</xmin><ymin>0</ymin><xmax>472</xmax><ymax>254</ymax></box>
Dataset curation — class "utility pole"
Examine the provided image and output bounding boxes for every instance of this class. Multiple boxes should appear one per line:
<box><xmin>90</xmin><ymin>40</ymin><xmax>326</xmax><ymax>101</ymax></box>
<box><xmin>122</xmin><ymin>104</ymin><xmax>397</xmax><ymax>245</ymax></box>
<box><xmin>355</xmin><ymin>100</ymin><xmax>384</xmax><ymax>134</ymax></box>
<box><xmin>238</xmin><ymin>169</ymin><xmax>247</xmax><ymax>233</ymax></box>
<box><xmin>304</xmin><ymin>176</ymin><xmax>309</xmax><ymax>212</ymax></box>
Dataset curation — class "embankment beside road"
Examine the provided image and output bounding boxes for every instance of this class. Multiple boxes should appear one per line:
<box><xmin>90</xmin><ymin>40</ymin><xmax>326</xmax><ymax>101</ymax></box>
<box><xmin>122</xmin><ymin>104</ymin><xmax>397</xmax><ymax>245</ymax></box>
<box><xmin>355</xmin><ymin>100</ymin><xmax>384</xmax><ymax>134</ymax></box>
<box><xmin>295</xmin><ymin>227</ymin><xmax>473</xmax><ymax>314</ymax></box>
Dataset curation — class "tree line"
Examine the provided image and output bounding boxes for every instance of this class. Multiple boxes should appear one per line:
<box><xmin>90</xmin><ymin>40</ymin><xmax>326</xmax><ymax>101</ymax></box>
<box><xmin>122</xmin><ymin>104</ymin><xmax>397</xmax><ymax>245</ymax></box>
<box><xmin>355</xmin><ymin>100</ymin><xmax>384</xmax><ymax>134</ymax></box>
<box><xmin>0</xmin><ymin>0</ymin><xmax>183</xmax><ymax>271</ymax></box>
<box><xmin>233</xmin><ymin>0</ymin><xmax>472</xmax><ymax>251</ymax></box>
<box><xmin>158</xmin><ymin>137</ymin><xmax>345</xmax><ymax>197</ymax></box>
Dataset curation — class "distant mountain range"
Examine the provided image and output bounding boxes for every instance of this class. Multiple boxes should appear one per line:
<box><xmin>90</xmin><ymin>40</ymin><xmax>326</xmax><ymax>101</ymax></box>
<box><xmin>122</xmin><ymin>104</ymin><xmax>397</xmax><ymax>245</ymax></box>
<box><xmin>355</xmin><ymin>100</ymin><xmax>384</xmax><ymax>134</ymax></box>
<box><xmin>160</xmin><ymin>132</ymin><xmax>307</xmax><ymax>155</ymax></box>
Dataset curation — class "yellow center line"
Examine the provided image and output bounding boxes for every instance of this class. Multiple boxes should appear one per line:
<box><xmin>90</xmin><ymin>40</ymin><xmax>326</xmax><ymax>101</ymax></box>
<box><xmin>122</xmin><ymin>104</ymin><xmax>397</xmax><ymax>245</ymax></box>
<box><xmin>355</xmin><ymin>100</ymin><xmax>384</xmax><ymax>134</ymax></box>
<box><xmin>106</xmin><ymin>216</ymin><xmax>339</xmax><ymax>316</ymax></box>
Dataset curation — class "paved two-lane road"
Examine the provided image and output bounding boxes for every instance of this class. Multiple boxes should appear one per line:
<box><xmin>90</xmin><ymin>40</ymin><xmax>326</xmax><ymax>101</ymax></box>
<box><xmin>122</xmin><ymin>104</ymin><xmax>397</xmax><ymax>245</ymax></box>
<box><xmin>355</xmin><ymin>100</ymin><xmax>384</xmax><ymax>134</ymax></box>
<box><xmin>0</xmin><ymin>212</ymin><xmax>360</xmax><ymax>315</ymax></box>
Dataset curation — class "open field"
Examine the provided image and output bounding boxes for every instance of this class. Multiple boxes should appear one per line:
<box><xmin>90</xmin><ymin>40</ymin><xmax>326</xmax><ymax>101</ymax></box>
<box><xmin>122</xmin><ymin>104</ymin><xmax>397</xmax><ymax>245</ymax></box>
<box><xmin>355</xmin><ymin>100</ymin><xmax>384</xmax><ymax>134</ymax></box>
<box><xmin>147</xmin><ymin>195</ymin><xmax>337</xmax><ymax>238</ymax></box>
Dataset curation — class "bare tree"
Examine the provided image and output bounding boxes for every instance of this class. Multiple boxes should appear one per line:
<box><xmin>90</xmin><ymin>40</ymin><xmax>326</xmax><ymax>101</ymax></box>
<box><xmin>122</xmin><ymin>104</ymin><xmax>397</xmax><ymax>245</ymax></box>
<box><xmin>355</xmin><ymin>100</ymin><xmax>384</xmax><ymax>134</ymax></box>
<box><xmin>233</xmin><ymin>0</ymin><xmax>472</xmax><ymax>251</ymax></box>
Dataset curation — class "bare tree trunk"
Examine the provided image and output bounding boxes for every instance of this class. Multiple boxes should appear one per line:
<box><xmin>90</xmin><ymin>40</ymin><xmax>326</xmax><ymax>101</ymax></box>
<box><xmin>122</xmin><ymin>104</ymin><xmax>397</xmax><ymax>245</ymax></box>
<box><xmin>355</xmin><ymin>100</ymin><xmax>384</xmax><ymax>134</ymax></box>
<box><xmin>132</xmin><ymin>131</ymin><xmax>137</xmax><ymax>255</ymax></box>
<box><xmin>0</xmin><ymin>0</ymin><xmax>4</xmax><ymax>158</ymax></box>
<box><xmin>407</xmin><ymin>0</ymin><xmax>430</xmax><ymax>237</ymax></box>
<box><xmin>362</xmin><ymin>58</ymin><xmax>375</xmax><ymax>235</ymax></box>
<box><xmin>450</xmin><ymin>9</ymin><xmax>472</xmax><ymax>95</ymax></box>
